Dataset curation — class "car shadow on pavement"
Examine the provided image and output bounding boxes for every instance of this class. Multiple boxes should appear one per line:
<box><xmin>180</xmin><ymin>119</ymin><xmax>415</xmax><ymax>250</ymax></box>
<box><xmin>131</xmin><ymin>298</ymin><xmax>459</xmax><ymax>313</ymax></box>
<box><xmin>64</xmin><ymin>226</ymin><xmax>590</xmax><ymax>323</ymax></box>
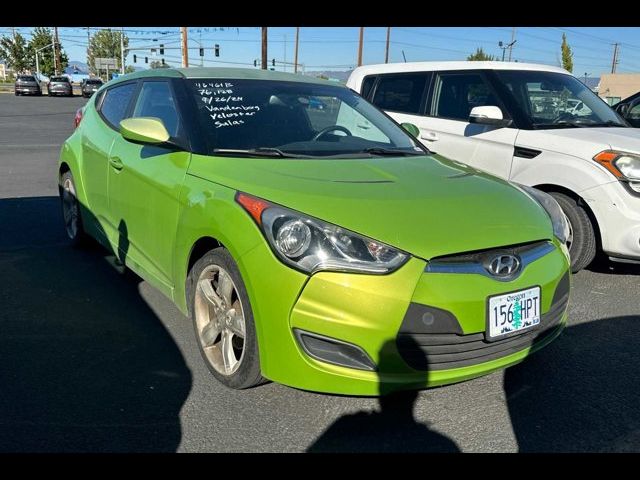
<box><xmin>587</xmin><ymin>255</ymin><xmax>640</xmax><ymax>275</ymax></box>
<box><xmin>505</xmin><ymin>315</ymin><xmax>640</xmax><ymax>452</ymax></box>
<box><xmin>0</xmin><ymin>196</ymin><xmax>192</xmax><ymax>452</ymax></box>
<box><xmin>307</xmin><ymin>338</ymin><xmax>460</xmax><ymax>452</ymax></box>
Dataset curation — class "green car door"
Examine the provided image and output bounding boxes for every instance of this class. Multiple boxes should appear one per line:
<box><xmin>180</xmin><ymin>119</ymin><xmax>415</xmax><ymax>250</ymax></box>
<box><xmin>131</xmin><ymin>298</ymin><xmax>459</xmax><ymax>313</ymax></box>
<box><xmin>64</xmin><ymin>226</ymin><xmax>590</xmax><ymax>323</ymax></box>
<box><xmin>106</xmin><ymin>80</ymin><xmax>191</xmax><ymax>297</ymax></box>
<box><xmin>80</xmin><ymin>82</ymin><xmax>137</xmax><ymax>242</ymax></box>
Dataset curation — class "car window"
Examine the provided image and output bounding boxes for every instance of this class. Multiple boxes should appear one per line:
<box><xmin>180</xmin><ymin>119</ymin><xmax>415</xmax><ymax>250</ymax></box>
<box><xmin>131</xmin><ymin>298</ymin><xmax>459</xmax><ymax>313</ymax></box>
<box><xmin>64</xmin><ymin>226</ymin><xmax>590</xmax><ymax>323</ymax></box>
<box><xmin>372</xmin><ymin>73</ymin><xmax>428</xmax><ymax>114</ymax></box>
<box><xmin>495</xmin><ymin>70</ymin><xmax>625</xmax><ymax>128</ymax></box>
<box><xmin>361</xmin><ymin>76</ymin><xmax>376</xmax><ymax>100</ymax></box>
<box><xmin>131</xmin><ymin>81</ymin><xmax>181</xmax><ymax>138</ymax></box>
<box><xmin>431</xmin><ymin>73</ymin><xmax>499</xmax><ymax>121</ymax></box>
<box><xmin>99</xmin><ymin>82</ymin><xmax>137</xmax><ymax>129</ymax></box>
<box><xmin>629</xmin><ymin>102</ymin><xmax>640</xmax><ymax>121</ymax></box>
<box><xmin>187</xmin><ymin>79</ymin><xmax>423</xmax><ymax>157</ymax></box>
<box><xmin>18</xmin><ymin>76</ymin><xmax>35</xmax><ymax>82</ymax></box>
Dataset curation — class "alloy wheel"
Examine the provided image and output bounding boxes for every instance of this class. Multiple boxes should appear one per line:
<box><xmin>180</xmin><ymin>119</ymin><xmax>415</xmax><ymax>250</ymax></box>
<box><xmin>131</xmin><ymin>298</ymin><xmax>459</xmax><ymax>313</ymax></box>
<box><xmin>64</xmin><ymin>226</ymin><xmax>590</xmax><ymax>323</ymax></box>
<box><xmin>194</xmin><ymin>264</ymin><xmax>246</xmax><ymax>376</ymax></box>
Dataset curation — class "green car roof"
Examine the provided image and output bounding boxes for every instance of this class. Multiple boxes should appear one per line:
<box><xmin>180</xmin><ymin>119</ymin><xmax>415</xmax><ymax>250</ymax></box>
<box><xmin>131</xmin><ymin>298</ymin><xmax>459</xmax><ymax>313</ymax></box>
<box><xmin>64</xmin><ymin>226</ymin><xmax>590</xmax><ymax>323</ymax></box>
<box><xmin>108</xmin><ymin>67</ymin><xmax>334</xmax><ymax>86</ymax></box>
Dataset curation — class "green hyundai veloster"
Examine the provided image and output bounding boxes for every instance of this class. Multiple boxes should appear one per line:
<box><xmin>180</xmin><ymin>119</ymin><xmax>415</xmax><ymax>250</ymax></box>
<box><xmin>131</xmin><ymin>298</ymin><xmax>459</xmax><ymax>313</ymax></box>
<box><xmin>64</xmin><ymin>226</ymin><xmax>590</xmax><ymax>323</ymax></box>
<box><xmin>58</xmin><ymin>68</ymin><xmax>570</xmax><ymax>395</ymax></box>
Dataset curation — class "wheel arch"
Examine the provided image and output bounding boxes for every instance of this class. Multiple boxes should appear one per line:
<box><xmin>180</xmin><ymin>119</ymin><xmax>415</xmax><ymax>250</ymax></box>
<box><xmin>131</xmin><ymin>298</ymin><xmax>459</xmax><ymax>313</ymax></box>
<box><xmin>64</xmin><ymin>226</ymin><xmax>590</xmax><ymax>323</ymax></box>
<box><xmin>533</xmin><ymin>183</ymin><xmax>603</xmax><ymax>252</ymax></box>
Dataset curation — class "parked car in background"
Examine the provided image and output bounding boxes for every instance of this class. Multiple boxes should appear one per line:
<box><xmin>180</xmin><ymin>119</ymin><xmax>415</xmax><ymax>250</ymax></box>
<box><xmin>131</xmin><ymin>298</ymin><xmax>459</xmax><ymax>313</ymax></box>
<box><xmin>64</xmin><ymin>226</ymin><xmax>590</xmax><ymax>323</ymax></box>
<box><xmin>349</xmin><ymin>61</ymin><xmax>640</xmax><ymax>272</ymax></box>
<box><xmin>48</xmin><ymin>76</ymin><xmax>73</xmax><ymax>97</ymax></box>
<box><xmin>81</xmin><ymin>78</ymin><xmax>104</xmax><ymax>98</ymax></box>
<box><xmin>14</xmin><ymin>75</ymin><xmax>42</xmax><ymax>96</ymax></box>
<box><xmin>58</xmin><ymin>67</ymin><xmax>570</xmax><ymax>395</ymax></box>
<box><xmin>613</xmin><ymin>92</ymin><xmax>640</xmax><ymax>128</ymax></box>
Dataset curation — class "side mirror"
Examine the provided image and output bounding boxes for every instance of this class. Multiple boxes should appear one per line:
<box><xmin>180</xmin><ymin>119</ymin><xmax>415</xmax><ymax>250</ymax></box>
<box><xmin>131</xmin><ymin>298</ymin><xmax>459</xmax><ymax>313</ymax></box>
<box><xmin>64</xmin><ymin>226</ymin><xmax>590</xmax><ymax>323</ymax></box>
<box><xmin>120</xmin><ymin>117</ymin><xmax>170</xmax><ymax>145</ymax></box>
<box><xmin>400</xmin><ymin>122</ymin><xmax>420</xmax><ymax>138</ymax></box>
<box><xmin>469</xmin><ymin>106</ymin><xmax>511</xmax><ymax>127</ymax></box>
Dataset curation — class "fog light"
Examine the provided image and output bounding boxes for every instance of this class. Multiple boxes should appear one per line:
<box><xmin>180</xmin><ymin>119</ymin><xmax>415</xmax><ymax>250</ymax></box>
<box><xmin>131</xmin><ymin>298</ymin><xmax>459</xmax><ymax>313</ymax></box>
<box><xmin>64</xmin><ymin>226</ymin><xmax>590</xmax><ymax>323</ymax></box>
<box><xmin>294</xmin><ymin>329</ymin><xmax>376</xmax><ymax>371</ymax></box>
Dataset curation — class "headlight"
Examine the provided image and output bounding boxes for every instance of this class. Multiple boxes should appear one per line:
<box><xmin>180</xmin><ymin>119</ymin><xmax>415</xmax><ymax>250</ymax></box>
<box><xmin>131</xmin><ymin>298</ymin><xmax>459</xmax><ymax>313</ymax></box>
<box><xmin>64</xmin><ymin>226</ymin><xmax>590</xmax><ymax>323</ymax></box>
<box><xmin>518</xmin><ymin>185</ymin><xmax>571</xmax><ymax>244</ymax></box>
<box><xmin>593</xmin><ymin>150</ymin><xmax>640</xmax><ymax>180</ymax></box>
<box><xmin>236</xmin><ymin>192</ymin><xmax>408</xmax><ymax>274</ymax></box>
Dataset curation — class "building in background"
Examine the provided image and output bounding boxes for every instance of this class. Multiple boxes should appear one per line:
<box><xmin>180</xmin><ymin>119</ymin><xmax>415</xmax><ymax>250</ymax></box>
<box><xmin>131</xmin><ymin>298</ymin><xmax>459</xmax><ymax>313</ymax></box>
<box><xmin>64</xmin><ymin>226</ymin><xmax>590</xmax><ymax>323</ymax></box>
<box><xmin>599</xmin><ymin>73</ymin><xmax>640</xmax><ymax>105</ymax></box>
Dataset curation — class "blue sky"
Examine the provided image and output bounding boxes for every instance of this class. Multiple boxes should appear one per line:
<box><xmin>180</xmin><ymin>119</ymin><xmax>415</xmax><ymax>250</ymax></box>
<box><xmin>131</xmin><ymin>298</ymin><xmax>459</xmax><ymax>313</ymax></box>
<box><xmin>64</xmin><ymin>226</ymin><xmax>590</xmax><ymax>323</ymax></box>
<box><xmin>3</xmin><ymin>26</ymin><xmax>640</xmax><ymax>77</ymax></box>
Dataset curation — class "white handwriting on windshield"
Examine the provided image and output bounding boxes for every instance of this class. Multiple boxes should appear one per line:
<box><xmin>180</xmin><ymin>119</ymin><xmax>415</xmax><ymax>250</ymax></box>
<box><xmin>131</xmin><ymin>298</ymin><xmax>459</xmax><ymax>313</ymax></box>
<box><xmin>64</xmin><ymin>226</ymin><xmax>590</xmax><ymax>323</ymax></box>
<box><xmin>196</xmin><ymin>82</ymin><xmax>261</xmax><ymax>129</ymax></box>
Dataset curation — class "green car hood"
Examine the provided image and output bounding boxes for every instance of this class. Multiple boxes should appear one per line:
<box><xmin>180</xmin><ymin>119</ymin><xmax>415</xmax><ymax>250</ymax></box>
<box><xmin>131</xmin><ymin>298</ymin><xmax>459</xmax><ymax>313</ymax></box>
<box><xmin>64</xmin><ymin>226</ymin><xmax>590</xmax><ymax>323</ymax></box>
<box><xmin>188</xmin><ymin>153</ymin><xmax>553</xmax><ymax>260</ymax></box>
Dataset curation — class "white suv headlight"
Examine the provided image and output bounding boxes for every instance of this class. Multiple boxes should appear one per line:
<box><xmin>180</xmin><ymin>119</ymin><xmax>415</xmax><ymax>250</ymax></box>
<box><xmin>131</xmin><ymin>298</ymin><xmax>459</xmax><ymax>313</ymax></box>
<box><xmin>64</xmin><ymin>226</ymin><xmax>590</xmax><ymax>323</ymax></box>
<box><xmin>517</xmin><ymin>185</ymin><xmax>571</xmax><ymax>244</ymax></box>
<box><xmin>594</xmin><ymin>150</ymin><xmax>640</xmax><ymax>193</ymax></box>
<box><xmin>236</xmin><ymin>192</ymin><xmax>408</xmax><ymax>275</ymax></box>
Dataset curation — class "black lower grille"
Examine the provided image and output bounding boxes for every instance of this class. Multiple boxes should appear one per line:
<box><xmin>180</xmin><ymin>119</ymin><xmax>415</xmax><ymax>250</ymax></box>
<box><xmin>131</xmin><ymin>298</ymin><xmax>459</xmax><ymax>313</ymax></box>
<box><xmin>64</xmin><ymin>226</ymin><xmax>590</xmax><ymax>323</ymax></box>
<box><xmin>397</xmin><ymin>294</ymin><xmax>568</xmax><ymax>371</ymax></box>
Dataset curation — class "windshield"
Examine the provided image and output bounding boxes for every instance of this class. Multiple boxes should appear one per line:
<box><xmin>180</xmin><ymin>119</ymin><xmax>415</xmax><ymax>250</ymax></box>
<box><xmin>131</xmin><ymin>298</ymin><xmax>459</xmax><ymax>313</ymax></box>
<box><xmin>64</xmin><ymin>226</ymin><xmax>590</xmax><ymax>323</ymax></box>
<box><xmin>86</xmin><ymin>80</ymin><xmax>102</xmax><ymax>85</ymax></box>
<box><xmin>18</xmin><ymin>76</ymin><xmax>36</xmax><ymax>82</ymax></box>
<box><xmin>495</xmin><ymin>70</ymin><xmax>627</xmax><ymax>129</ymax></box>
<box><xmin>187</xmin><ymin>79</ymin><xmax>425</xmax><ymax>158</ymax></box>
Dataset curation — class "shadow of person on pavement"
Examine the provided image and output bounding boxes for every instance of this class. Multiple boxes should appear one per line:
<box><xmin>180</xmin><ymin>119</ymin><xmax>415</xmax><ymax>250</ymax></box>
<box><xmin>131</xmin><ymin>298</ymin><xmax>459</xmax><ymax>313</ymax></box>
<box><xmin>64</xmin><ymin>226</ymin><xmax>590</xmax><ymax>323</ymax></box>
<box><xmin>505</xmin><ymin>315</ymin><xmax>640</xmax><ymax>452</ymax></box>
<box><xmin>307</xmin><ymin>337</ymin><xmax>460</xmax><ymax>452</ymax></box>
<box><xmin>0</xmin><ymin>196</ymin><xmax>192</xmax><ymax>452</ymax></box>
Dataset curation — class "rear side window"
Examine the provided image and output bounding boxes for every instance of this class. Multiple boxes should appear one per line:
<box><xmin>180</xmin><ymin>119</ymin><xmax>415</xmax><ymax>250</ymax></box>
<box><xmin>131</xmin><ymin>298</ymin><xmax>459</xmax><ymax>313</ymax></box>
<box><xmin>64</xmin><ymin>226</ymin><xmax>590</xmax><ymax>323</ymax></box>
<box><xmin>361</xmin><ymin>76</ymin><xmax>376</xmax><ymax>100</ymax></box>
<box><xmin>431</xmin><ymin>72</ymin><xmax>500</xmax><ymax>121</ymax></box>
<box><xmin>131</xmin><ymin>81</ymin><xmax>181</xmax><ymax>137</ymax></box>
<box><xmin>371</xmin><ymin>73</ymin><xmax>428</xmax><ymax>114</ymax></box>
<box><xmin>99</xmin><ymin>82</ymin><xmax>137</xmax><ymax>129</ymax></box>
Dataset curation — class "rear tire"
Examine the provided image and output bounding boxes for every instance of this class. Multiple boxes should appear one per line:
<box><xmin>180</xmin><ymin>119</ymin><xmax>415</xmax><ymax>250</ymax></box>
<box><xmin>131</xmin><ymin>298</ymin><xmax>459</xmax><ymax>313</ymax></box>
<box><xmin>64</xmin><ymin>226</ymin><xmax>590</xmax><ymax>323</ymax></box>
<box><xmin>187</xmin><ymin>247</ymin><xmax>264</xmax><ymax>390</ymax></box>
<box><xmin>59</xmin><ymin>171</ymin><xmax>89</xmax><ymax>248</ymax></box>
<box><xmin>550</xmin><ymin>192</ymin><xmax>596</xmax><ymax>273</ymax></box>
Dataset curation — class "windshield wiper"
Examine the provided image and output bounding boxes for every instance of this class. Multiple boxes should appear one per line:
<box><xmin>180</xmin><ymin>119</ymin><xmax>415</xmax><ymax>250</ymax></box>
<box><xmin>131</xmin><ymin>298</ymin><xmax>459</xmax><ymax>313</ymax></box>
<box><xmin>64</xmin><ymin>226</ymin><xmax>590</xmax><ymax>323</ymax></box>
<box><xmin>584</xmin><ymin>120</ymin><xmax>627</xmax><ymax>128</ymax></box>
<box><xmin>361</xmin><ymin>147</ymin><xmax>425</xmax><ymax>156</ymax></box>
<box><xmin>212</xmin><ymin>148</ymin><xmax>314</xmax><ymax>158</ymax></box>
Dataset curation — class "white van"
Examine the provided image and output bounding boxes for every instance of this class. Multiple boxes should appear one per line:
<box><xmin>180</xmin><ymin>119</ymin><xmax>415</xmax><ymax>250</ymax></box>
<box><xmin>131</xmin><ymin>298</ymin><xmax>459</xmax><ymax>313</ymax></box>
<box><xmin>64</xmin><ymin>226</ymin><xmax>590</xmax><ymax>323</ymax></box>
<box><xmin>348</xmin><ymin>61</ymin><xmax>640</xmax><ymax>272</ymax></box>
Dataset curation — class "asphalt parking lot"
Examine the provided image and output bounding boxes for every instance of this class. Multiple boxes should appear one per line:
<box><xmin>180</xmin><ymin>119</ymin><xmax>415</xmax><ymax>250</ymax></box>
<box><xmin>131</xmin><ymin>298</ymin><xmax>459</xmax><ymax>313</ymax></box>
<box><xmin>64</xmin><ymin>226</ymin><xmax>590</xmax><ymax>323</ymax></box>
<box><xmin>0</xmin><ymin>93</ymin><xmax>639</xmax><ymax>452</ymax></box>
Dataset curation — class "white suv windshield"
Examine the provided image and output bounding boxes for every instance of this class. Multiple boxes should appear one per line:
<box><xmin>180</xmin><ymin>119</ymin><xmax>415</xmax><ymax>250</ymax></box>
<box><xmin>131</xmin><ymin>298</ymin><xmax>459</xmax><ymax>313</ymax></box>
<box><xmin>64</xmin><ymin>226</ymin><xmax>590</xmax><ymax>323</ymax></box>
<box><xmin>187</xmin><ymin>79</ymin><xmax>425</xmax><ymax>158</ymax></box>
<box><xmin>496</xmin><ymin>70</ymin><xmax>627</xmax><ymax>129</ymax></box>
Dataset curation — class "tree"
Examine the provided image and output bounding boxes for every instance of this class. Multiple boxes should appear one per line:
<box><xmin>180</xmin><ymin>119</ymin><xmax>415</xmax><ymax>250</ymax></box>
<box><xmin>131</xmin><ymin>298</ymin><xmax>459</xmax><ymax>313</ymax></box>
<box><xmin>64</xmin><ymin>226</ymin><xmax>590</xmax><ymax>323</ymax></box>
<box><xmin>87</xmin><ymin>29</ymin><xmax>129</xmax><ymax>75</ymax></box>
<box><xmin>27</xmin><ymin>27</ymin><xmax>68</xmax><ymax>77</ymax></box>
<box><xmin>0</xmin><ymin>32</ymin><xmax>31</xmax><ymax>75</ymax></box>
<box><xmin>467</xmin><ymin>47</ymin><xmax>495</xmax><ymax>61</ymax></box>
<box><xmin>125</xmin><ymin>65</ymin><xmax>136</xmax><ymax>74</ymax></box>
<box><xmin>149</xmin><ymin>60</ymin><xmax>170</xmax><ymax>69</ymax></box>
<box><xmin>561</xmin><ymin>33</ymin><xmax>573</xmax><ymax>73</ymax></box>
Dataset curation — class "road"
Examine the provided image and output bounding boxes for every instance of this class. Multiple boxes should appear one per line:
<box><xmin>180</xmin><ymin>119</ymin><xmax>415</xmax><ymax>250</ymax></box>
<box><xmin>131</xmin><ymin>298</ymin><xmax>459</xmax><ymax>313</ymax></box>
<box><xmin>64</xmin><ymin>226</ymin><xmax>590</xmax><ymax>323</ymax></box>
<box><xmin>0</xmin><ymin>93</ymin><xmax>639</xmax><ymax>452</ymax></box>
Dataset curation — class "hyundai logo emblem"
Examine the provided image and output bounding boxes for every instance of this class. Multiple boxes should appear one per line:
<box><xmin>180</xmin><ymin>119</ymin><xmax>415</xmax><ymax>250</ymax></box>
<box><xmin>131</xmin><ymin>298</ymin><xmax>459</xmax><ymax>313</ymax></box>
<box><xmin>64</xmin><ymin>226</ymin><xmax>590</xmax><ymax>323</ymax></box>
<box><xmin>487</xmin><ymin>254</ymin><xmax>521</xmax><ymax>277</ymax></box>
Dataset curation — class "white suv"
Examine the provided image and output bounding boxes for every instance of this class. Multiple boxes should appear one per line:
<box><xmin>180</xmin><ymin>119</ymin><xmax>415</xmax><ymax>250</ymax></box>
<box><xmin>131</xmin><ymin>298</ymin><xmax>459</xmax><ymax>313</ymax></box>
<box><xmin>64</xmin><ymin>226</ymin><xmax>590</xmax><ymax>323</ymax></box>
<box><xmin>348</xmin><ymin>61</ymin><xmax>640</xmax><ymax>272</ymax></box>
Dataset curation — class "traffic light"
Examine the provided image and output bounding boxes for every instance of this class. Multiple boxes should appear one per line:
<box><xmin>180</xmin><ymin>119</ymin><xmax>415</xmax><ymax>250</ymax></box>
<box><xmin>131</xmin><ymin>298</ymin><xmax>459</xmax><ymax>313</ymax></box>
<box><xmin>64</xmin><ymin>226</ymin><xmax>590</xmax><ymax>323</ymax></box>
<box><xmin>133</xmin><ymin>54</ymin><xmax>137</xmax><ymax>63</ymax></box>
<box><xmin>214</xmin><ymin>44</ymin><xmax>220</xmax><ymax>57</ymax></box>
<box><xmin>161</xmin><ymin>58</ymin><xmax>165</xmax><ymax>66</ymax></box>
<box><xmin>272</xmin><ymin>58</ymin><xmax>275</xmax><ymax>67</ymax></box>
<box><xmin>145</xmin><ymin>57</ymin><xmax>148</xmax><ymax>64</ymax></box>
<box><xmin>253</xmin><ymin>59</ymin><xmax>257</xmax><ymax>67</ymax></box>
<box><xmin>199</xmin><ymin>47</ymin><xmax>204</xmax><ymax>57</ymax></box>
<box><xmin>159</xmin><ymin>44</ymin><xmax>164</xmax><ymax>55</ymax></box>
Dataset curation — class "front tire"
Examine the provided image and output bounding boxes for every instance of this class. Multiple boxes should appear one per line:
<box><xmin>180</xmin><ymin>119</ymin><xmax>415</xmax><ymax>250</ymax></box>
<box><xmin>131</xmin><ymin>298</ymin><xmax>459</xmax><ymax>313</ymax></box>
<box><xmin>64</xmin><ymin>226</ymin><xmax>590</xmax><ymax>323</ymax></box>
<box><xmin>187</xmin><ymin>248</ymin><xmax>264</xmax><ymax>390</ymax></box>
<box><xmin>59</xmin><ymin>171</ymin><xmax>88</xmax><ymax>247</ymax></box>
<box><xmin>550</xmin><ymin>192</ymin><xmax>596</xmax><ymax>273</ymax></box>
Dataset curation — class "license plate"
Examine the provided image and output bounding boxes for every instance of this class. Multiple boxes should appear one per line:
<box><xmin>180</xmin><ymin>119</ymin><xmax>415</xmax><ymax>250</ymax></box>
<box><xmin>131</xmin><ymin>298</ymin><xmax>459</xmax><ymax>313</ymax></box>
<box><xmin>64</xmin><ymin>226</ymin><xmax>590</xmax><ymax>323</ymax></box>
<box><xmin>487</xmin><ymin>286</ymin><xmax>540</xmax><ymax>339</ymax></box>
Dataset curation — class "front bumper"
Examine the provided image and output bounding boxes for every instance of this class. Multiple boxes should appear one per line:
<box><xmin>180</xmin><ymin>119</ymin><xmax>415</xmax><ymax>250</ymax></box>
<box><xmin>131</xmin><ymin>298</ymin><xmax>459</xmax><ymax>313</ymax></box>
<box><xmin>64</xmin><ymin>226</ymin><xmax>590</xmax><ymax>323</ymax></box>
<box><xmin>581</xmin><ymin>180</ymin><xmax>640</xmax><ymax>260</ymax></box>
<box><xmin>242</xmin><ymin>235</ymin><xmax>570</xmax><ymax>396</ymax></box>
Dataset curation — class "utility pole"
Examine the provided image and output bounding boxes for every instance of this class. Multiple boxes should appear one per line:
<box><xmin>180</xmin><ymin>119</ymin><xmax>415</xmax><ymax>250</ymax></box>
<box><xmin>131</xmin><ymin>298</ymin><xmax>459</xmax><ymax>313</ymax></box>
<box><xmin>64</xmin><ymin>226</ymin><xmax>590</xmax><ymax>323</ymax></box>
<box><xmin>181</xmin><ymin>27</ymin><xmax>189</xmax><ymax>67</ymax></box>
<box><xmin>508</xmin><ymin>27</ymin><xmax>516</xmax><ymax>62</ymax></box>
<box><xmin>53</xmin><ymin>27</ymin><xmax>60</xmax><ymax>76</ymax></box>
<box><xmin>294</xmin><ymin>27</ymin><xmax>299</xmax><ymax>74</ymax></box>
<box><xmin>283</xmin><ymin>34</ymin><xmax>287</xmax><ymax>72</ymax></box>
<box><xmin>384</xmin><ymin>27</ymin><xmax>391</xmax><ymax>64</ymax></box>
<box><xmin>611</xmin><ymin>43</ymin><xmax>620</xmax><ymax>74</ymax></box>
<box><xmin>120</xmin><ymin>27</ymin><xmax>125</xmax><ymax>74</ymax></box>
<box><xmin>261</xmin><ymin>27</ymin><xmax>268</xmax><ymax>70</ymax></box>
<box><xmin>357</xmin><ymin>27</ymin><xmax>364</xmax><ymax>67</ymax></box>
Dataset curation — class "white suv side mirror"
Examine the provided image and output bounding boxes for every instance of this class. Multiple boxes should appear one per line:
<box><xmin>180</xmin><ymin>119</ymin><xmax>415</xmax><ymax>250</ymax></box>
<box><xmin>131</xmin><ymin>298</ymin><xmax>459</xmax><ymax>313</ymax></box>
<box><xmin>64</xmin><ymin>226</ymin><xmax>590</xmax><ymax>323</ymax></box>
<box><xmin>469</xmin><ymin>106</ymin><xmax>511</xmax><ymax>127</ymax></box>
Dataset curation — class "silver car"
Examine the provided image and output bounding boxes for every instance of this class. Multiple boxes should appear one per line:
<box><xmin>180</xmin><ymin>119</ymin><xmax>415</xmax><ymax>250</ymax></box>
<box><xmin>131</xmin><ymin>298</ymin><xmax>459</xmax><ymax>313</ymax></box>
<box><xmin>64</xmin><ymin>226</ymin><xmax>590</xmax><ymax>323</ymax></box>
<box><xmin>48</xmin><ymin>76</ymin><xmax>73</xmax><ymax>97</ymax></box>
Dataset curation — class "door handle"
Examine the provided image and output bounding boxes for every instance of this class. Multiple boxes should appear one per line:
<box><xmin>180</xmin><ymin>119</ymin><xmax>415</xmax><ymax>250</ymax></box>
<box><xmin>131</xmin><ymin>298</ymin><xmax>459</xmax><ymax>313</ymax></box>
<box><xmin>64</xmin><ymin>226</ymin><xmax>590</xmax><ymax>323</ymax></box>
<box><xmin>420</xmin><ymin>131</ymin><xmax>439</xmax><ymax>142</ymax></box>
<box><xmin>357</xmin><ymin>123</ymin><xmax>371</xmax><ymax>129</ymax></box>
<box><xmin>109</xmin><ymin>156</ymin><xmax>124</xmax><ymax>171</ymax></box>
